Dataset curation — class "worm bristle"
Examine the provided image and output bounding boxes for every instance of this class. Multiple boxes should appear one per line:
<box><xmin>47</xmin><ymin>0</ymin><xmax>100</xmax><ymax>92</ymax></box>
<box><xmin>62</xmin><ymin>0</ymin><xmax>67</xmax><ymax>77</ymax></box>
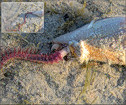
<box><xmin>29</xmin><ymin>48</ymin><xmax>34</xmax><ymax>54</ymax></box>
<box><xmin>33</xmin><ymin>48</ymin><xmax>38</xmax><ymax>54</ymax></box>
<box><xmin>13</xmin><ymin>48</ymin><xmax>16</xmax><ymax>56</ymax></box>
<box><xmin>25</xmin><ymin>48</ymin><xmax>29</xmax><ymax>54</ymax></box>
<box><xmin>17</xmin><ymin>48</ymin><xmax>21</xmax><ymax>54</ymax></box>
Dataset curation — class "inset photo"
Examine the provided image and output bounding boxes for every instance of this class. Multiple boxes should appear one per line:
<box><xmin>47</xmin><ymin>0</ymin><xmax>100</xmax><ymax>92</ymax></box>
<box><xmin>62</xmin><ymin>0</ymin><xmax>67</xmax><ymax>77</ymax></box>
<box><xmin>1</xmin><ymin>2</ymin><xmax>44</xmax><ymax>33</ymax></box>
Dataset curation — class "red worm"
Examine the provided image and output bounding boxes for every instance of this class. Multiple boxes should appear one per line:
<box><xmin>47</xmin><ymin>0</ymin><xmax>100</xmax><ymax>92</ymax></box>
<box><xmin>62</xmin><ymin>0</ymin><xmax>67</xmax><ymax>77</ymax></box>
<box><xmin>6</xmin><ymin>12</ymin><xmax>33</xmax><ymax>32</ymax></box>
<box><xmin>0</xmin><ymin>48</ymin><xmax>63</xmax><ymax>69</ymax></box>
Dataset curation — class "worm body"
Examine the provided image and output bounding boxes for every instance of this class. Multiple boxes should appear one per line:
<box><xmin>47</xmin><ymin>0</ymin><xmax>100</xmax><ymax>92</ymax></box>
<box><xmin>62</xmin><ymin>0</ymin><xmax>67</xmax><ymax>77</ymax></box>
<box><xmin>0</xmin><ymin>47</ymin><xmax>70</xmax><ymax>69</ymax></box>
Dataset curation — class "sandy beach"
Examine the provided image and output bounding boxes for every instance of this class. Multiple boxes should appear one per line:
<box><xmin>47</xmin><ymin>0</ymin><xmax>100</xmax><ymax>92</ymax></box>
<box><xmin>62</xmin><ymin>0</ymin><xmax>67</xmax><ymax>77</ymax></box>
<box><xmin>0</xmin><ymin>0</ymin><xmax>126</xmax><ymax>104</ymax></box>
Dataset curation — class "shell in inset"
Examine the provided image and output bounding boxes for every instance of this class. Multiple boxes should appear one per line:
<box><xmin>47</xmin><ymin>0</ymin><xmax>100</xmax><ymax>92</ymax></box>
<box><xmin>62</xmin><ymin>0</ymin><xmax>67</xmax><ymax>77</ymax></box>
<box><xmin>32</xmin><ymin>10</ymin><xmax>44</xmax><ymax>17</ymax></box>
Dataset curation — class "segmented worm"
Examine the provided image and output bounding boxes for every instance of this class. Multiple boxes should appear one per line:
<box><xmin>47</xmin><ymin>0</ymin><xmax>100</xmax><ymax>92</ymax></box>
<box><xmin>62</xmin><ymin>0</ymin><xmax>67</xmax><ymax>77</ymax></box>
<box><xmin>0</xmin><ymin>47</ymin><xmax>70</xmax><ymax>69</ymax></box>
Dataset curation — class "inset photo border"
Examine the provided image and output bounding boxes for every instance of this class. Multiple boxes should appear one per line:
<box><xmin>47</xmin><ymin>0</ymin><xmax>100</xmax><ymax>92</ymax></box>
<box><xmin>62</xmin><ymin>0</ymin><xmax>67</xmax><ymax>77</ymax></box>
<box><xmin>1</xmin><ymin>2</ymin><xmax>44</xmax><ymax>33</ymax></box>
